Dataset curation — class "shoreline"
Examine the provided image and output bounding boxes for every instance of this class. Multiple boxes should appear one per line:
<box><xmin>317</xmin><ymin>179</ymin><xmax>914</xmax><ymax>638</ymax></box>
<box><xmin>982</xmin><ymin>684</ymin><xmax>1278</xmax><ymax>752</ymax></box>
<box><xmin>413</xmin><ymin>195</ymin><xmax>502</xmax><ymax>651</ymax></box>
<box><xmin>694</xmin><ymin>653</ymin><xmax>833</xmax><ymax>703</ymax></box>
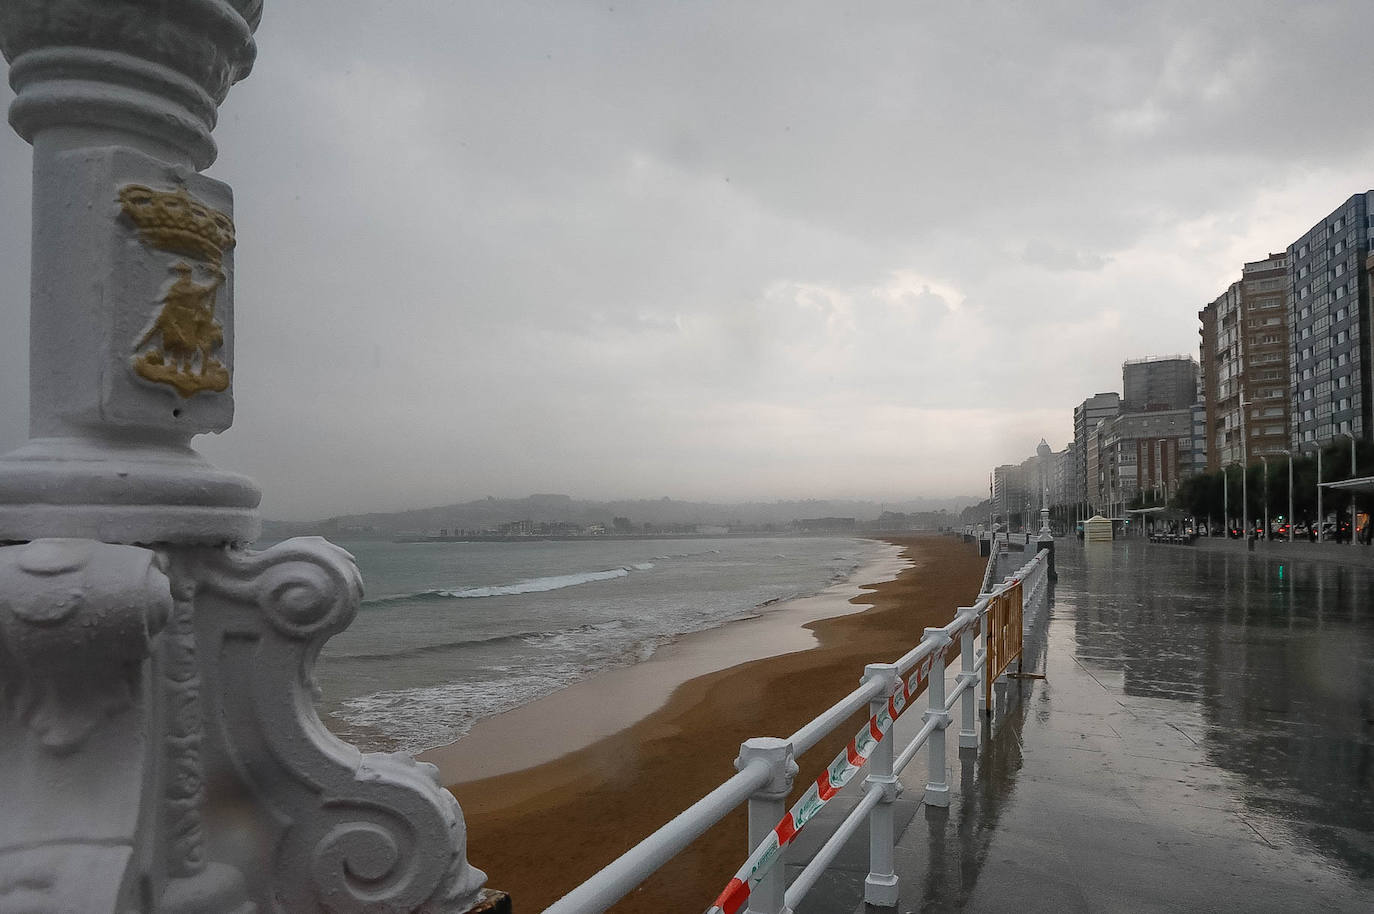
<box><xmin>419</xmin><ymin>539</ymin><xmax>911</xmax><ymax>784</ymax></box>
<box><xmin>443</xmin><ymin>533</ymin><xmax>984</xmax><ymax>912</ymax></box>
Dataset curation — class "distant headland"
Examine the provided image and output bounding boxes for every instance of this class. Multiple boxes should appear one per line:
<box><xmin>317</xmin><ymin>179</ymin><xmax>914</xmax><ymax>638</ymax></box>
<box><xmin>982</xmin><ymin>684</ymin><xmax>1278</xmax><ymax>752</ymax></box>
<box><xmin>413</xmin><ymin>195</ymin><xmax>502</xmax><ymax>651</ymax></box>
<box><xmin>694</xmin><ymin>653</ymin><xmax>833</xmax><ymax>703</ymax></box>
<box><xmin>261</xmin><ymin>492</ymin><xmax>981</xmax><ymax>542</ymax></box>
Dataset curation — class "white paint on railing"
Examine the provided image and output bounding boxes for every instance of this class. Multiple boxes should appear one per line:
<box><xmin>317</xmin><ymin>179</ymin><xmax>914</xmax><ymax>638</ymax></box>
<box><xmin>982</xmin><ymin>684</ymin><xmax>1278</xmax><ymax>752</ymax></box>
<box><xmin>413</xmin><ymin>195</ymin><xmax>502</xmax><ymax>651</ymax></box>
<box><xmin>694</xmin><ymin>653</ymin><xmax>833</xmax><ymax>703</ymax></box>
<box><xmin>787</xmin><ymin>676</ymin><xmax>887</xmax><ymax>757</ymax></box>
<box><xmin>785</xmin><ymin>783</ymin><xmax>883</xmax><ymax>909</ymax></box>
<box><xmin>958</xmin><ymin>608</ymin><xmax>980</xmax><ymax>749</ymax></box>
<box><xmin>862</xmin><ymin>663</ymin><xmax>901</xmax><ymax>907</ymax></box>
<box><xmin>739</xmin><ymin>738</ymin><xmax>797</xmax><ymax>914</ymax></box>
<box><xmin>922</xmin><ymin>627</ymin><xmax>953</xmax><ymax>808</ymax></box>
<box><xmin>543</xmin><ymin>758</ymin><xmax>773</xmax><ymax>914</ymax></box>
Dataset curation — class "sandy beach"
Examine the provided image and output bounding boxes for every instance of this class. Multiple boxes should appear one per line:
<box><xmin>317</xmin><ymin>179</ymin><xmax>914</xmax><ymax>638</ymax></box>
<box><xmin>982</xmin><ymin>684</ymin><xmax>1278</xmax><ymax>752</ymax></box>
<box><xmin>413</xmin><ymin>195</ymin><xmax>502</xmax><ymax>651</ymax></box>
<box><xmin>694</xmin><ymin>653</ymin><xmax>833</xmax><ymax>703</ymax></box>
<box><xmin>439</xmin><ymin>533</ymin><xmax>983</xmax><ymax>912</ymax></box>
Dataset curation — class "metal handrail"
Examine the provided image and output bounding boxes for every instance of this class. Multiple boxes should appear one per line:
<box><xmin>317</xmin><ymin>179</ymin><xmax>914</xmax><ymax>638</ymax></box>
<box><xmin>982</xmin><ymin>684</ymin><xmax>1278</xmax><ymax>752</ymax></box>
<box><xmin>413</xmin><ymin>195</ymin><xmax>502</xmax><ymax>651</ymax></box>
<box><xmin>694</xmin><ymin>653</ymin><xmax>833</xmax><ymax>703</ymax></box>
<box><xmin>542</xmin><ymin>759</ymin><xmax>773</xmax><ymax>914</ymax></box>
<box><xmin>783</xmin><ymin>781</ymin><xmax>884</xmax><ymax>906</ymax></box>
<box><xmin>542</xmin><ymin>547</ymin><xmax>1052</xmax><ymax>914</ymax></box>
<box><xmin>787</xmin><ymin>676</ymin><xmax>888</xmax><ymax>757</ymax></box>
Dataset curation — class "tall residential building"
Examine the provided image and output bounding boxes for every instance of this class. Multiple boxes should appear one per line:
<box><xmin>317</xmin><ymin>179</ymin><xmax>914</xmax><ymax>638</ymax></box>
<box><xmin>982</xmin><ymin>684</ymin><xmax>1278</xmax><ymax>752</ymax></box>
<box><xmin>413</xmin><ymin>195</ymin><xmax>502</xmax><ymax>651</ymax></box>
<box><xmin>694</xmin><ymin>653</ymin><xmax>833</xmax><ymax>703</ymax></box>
<box><xmin>1073</xmin><ymin>392</ymin><xmax>1120</xmax><ymax>509</ymax></box>
<box><xmin>1199</xmin><ymin>253</ymin><xmax>1291</xmax><ymax>469</ymax></box>
<box><xmin>992</xmin><ymin>463</ymin><xmax>1025</xmax><ymax>527</ymax></box>
<box><xmin>1122</xmin><ymin>355</ymin><xmax>1198</xmax><ymax>412</ymax></box>
<box><xmin>1288</xmin><ymin>191</ymin><xmax>1374</xmax><ymax>448</ymax></box>
<box><xmin>1049</xmin><ymin>442</ymin><xmax>1077</xmax><ymax>509</ymax></box>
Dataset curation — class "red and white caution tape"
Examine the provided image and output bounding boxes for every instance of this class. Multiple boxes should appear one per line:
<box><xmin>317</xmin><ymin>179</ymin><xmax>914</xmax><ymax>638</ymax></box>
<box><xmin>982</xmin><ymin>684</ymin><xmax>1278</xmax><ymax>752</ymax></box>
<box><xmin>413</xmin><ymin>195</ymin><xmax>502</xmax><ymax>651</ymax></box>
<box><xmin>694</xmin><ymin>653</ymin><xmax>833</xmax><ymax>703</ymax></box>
<box><xmin>705</xmin><ymin>616</ymin><xmax>975</xmax><ymax>914</ymax></box>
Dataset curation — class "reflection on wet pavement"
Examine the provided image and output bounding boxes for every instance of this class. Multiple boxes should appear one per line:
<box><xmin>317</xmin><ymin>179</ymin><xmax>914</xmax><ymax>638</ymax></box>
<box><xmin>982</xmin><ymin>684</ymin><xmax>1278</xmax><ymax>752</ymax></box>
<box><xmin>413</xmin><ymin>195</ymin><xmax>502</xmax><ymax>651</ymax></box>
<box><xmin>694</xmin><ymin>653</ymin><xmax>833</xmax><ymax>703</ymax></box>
<box><xmin>806</xmin><ymin>540</ymin><xmax>1373</xmax><ymax>913</ymax></box>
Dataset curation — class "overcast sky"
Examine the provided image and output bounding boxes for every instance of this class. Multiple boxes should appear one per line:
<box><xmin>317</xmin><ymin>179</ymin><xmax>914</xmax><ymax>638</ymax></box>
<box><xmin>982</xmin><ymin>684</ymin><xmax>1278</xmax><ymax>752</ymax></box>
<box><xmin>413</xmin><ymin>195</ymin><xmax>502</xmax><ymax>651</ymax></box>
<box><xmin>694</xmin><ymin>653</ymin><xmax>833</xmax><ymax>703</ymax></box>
<box><xmin>1</xmin><ymin>2</ymin><xmax>1372</xmax><ymax>519</ymax></box>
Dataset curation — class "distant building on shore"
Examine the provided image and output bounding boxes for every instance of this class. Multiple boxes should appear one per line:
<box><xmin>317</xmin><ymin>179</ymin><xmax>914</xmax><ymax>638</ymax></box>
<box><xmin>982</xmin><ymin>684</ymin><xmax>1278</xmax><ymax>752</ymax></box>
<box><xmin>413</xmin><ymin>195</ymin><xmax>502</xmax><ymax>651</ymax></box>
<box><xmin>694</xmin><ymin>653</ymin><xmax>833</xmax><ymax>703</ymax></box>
<box><xmin>1198</xmin><ymin>253</ymin><xmax>1291</xmax><ymax>470</ymax></box>
<box><xmin>794</xmin><ymin>517</ymin><xmax>856</xmax><ymax>533</ymax></box>
<box><xmin>1286</xmin><ymin>191</ymin><xmax>1374</xmax><ymax>448</ymax></box>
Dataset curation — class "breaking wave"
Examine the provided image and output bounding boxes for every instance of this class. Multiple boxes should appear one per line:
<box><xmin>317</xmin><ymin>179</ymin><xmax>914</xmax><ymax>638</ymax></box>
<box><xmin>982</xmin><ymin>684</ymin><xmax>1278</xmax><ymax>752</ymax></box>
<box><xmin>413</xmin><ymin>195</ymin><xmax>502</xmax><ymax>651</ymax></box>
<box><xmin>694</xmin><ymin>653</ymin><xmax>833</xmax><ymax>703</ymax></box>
<box><xmin>362</xmin><ymin>563</ymin><xmax>654</xmax><ymax>607</ymax></box>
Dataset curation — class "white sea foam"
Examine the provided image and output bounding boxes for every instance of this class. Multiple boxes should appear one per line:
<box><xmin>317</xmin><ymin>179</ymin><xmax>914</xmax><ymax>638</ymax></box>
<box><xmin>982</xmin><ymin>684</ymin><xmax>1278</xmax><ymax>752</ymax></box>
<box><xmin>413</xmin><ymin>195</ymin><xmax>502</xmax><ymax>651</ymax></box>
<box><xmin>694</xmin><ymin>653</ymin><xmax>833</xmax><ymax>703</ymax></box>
<box><xmin>364</xmin><ymin>563</ymin><xmax>655</xmax><ymax>606</ymax></box>
<box><xmin>439</xmin><ymin>567</ymin><xmax>629</xmax><ymax>598</ymax></box>
<box><xmin>334</xmin><ymin>665</ymin><xmax>583</xmax><ymax>754</ymax></box>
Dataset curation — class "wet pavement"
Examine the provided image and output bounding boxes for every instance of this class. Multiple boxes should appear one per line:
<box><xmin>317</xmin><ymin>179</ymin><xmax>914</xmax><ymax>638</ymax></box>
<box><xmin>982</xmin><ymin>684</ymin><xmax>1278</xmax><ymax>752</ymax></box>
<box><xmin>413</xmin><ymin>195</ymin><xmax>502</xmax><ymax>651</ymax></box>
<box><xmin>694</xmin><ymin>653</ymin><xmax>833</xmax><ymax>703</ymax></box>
<box><xmin>792</xmin><ymin>539</ymin><xmax>1374</xmax><ymax>913</ymax></box>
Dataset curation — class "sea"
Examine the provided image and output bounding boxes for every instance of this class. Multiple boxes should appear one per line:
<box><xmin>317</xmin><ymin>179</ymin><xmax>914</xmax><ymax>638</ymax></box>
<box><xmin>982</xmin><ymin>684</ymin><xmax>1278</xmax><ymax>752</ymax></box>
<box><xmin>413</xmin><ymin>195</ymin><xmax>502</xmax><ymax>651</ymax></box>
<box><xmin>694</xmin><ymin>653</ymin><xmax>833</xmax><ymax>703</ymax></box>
<box><xmin>305</xmin><ymin>535</ymin><xmax>884</xmax><ymax>755</ymax></box>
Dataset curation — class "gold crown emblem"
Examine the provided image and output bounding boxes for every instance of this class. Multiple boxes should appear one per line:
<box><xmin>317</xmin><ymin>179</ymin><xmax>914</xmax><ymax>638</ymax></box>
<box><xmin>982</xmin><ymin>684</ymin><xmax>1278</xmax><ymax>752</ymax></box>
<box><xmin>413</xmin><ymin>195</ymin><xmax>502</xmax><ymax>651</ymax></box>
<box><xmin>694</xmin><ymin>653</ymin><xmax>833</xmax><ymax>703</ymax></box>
<box><xmin>118</xmin><ymin>184</ymin><xmax>235</xmax><ymax>268</ymax></box>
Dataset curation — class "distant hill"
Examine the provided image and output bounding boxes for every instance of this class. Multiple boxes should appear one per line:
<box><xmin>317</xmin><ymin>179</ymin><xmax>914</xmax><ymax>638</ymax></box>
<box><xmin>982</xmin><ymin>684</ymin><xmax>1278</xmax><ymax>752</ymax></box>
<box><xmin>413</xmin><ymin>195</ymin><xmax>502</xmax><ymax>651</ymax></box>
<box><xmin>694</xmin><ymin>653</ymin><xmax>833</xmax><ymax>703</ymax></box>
<box><xmin>262</xmin><ymin>493</ymin><xmax>981</xmax><ymax>540</ymax></box>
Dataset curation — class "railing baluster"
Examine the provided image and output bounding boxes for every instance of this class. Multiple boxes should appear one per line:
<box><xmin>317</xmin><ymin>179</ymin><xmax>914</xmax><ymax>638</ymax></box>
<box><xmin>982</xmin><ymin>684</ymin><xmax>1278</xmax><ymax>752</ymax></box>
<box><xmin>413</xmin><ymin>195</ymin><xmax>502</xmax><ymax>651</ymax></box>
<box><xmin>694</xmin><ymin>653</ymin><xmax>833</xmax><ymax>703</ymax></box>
<box><xmin>923</xmin><ymin>628</ymin><xmax>952</xmax><ymax>807</ymax></box>
<box><xmin>978</xmin><ymin>592</ymin><xmax>993</xmax><ymax>716</ymax></box>
<box><xmin>862</xmin><ymin>663</ymin><xmax>901</xmax><ymax>908</ymax></box>
<box><xmin>737</xmin><ymin>738</ymin><xmax>797</xmax><ymax>914</ymax></box>
<box><xmin>957</xmin><ymin>609</ymin><xmax>979</xmax><ymax>748</ymax></box>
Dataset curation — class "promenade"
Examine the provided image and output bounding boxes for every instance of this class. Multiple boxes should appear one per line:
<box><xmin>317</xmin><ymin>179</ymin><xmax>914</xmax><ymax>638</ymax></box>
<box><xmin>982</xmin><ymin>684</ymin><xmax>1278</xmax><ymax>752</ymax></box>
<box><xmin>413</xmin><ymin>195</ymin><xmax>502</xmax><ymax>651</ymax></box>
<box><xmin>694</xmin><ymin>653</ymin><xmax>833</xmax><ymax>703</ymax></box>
<box><xmin>789</xmin><ymin>538</ymin><xmax>1372</xmax><ymax>913</ymax></box>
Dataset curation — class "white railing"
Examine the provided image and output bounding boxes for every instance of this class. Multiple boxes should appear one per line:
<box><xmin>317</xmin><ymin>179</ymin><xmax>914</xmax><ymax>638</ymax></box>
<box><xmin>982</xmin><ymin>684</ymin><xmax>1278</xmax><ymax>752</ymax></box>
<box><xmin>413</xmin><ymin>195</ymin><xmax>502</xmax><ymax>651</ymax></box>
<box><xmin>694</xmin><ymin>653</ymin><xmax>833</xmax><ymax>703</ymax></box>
<box><xmin>980</xmin><ymin>538</ymin><xmax>1002</xmax><ymax>594</ymax></box>
<box><xmin>543</xmin><ymin>544</ymin><xmax>1051</xmax><ymax>914</ymax></box>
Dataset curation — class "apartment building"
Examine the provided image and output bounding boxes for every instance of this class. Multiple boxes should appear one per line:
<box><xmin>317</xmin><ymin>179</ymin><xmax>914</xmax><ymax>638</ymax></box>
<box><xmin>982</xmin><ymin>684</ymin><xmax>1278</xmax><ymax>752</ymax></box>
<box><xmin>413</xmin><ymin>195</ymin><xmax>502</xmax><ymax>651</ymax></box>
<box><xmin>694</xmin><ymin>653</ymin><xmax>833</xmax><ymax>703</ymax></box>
<box><xmin>1199</xmin><ymin>253</ymin><xmax>1291</xmax><ymax>469</ymax></box>
<box><xmin>1288</xmin><ymin>192</ymin><xmax>1374</xmax><ymax>447</ymax></box>
<box><xmin>1073</xmin><ymin>392</ymin><xmax>1120</xmax><ymax>509</ymax></box>
<box><xmin>1096</xmin><ymin>409</ymin><xmax>1197</xmax><ymax>506</ymax></box>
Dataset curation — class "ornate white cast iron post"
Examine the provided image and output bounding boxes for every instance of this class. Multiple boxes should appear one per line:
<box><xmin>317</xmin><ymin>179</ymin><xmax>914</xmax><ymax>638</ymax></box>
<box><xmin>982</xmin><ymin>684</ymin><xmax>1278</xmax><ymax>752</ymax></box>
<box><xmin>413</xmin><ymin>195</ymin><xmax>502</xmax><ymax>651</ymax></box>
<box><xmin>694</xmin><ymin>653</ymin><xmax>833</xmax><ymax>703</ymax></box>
<box><xmin>0</xmin><ymin>3</ymin><xmax>491</xmax><ymax>911</ymax></box>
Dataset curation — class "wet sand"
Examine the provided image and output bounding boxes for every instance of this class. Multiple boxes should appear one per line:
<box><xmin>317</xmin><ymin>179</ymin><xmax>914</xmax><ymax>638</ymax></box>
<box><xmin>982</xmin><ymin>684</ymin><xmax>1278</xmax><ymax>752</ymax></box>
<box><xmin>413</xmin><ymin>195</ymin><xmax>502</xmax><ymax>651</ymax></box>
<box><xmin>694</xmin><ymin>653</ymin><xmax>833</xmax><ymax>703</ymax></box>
<box><xmin>442</xmin><ymin>534</ymin><xmax>983</xmax><ymax>912</ymax></box>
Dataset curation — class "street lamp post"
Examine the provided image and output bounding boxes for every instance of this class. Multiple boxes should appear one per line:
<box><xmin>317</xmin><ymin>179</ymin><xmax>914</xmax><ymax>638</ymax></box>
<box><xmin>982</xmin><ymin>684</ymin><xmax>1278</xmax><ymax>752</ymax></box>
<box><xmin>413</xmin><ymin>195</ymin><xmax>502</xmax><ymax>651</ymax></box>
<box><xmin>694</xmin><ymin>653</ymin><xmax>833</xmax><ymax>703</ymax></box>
<box><xmin>1223</xmin><ymin>466</ymin><xmax>1229</xmax><ymax>536</ymax></box>
<box><xmin>1260</xmin><ymin>455</ymin><xmax>1269</xmax><ymax>541</ymax></box>
<box><xmin>1280</xmin><ymin>449</ymin><xmax>1293</xmax><ymax>543</ymax></box>
<box><xmin>1317</xmin><ymin>446</ymin><xmax>1324</xmax><ymax>542</ymax></box>
<box><xmin>1240</xmin><ymin>394</ymin><xmax>1250</xmax><ymax>539</ymax></box>
<box><xmin>1242</xmin><ymin>458</ymin><xmax>1249</xmax><ymax>540</ymax></box>
<box><xmin>1342</xmin><ymin>431</ymin><xmax>1357</xmax><ymax>544</ymax></box>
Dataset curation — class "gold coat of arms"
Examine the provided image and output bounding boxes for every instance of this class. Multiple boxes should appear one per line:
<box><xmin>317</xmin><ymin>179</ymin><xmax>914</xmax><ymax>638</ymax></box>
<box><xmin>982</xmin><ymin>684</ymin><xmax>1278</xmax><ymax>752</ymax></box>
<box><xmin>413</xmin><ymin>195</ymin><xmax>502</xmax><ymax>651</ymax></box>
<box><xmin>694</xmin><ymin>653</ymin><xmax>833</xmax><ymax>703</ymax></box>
<box><xmin>119</xmin><ymin>185</ymin><xmax>235</xmax><ymax>398</ymax></box>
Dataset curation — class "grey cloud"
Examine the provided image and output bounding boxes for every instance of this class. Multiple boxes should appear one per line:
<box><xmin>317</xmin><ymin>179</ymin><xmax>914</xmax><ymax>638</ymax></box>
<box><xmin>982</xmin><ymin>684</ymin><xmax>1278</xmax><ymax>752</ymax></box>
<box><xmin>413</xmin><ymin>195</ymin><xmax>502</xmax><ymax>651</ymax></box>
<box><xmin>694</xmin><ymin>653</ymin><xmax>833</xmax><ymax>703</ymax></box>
<box><xmin>1023</xmin><ymin>239</ymin><xmax>1111</xmax><ymax>273</ymax></box>
<box><xmin>1</xmin><ymin>1</ymin><xmax>1372</xmax><ymax>516</ymax></box>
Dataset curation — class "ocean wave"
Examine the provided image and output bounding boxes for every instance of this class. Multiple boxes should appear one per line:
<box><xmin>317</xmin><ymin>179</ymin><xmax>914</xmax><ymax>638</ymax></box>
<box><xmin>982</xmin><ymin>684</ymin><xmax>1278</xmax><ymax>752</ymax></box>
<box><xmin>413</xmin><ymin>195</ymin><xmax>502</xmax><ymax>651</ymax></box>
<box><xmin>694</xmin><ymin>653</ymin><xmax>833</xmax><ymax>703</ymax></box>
<box><xmin>330</xmin><ymin>626</ymin><xmax>670</xmax><ymax>754</ymax></box>
<box><xmin>362</xmin><ymin>563</ymin><xmax>654</xmax><ymax>607</ymax></box>
<box><xmin>332</xmin><ymin>665</ymin><xmax>583</xmax><ymax>754</ymax></box>
<box><xmin>338</xmin><ymin>619</ymin><xmax>643</xmax><ymax>662</ymax></box>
